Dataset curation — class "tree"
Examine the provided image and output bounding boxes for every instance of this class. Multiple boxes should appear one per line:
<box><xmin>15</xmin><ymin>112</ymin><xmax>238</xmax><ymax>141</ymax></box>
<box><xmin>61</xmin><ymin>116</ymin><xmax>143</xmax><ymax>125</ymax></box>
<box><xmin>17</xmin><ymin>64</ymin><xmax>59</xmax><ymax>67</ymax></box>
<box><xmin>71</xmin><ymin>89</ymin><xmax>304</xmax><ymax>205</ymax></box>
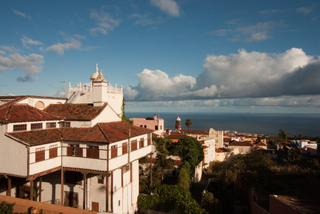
<box><xmin>278</xmin><ymin>129</ymin><xmax>287</xmax><ymax>142</ymax></box>
<box><xmin>138</xmin><ymin>184</ymin><xmax>208</xmax><ymax>214</ymax></box>
<box><xmin>121</xmin><ymin>97</ymin><xmax>132</xmax><ymax>124</ymax></box>
<box><xmin>185</xmin><ymin>119</ymin><xmax>193</xmax><ymax>130</ymax></box>
<box><xmin>174</xmin><ymin>137</ymin><xmax>204</xmax><ymax>169</ymax></box>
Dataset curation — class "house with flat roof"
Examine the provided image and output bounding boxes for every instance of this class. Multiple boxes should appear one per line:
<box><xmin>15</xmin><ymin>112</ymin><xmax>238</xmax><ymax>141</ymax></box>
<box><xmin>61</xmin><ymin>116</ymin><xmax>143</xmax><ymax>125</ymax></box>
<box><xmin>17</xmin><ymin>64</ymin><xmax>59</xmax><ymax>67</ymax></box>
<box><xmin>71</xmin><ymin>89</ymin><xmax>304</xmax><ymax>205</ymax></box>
<box><xmin>130</xmin><ymin>114</ymin><xmax>164</xmax><ymax>136</ymax></box>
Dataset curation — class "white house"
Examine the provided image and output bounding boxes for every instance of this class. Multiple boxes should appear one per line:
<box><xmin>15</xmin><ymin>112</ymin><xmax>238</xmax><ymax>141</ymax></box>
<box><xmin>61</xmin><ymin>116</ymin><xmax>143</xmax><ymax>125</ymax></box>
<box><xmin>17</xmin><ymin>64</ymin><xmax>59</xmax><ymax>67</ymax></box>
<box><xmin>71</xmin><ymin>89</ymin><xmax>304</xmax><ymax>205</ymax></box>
<box><xmin>0</xmin><ymin>66</ymin><xmax>153</xmax><ymax>214</ymax></box>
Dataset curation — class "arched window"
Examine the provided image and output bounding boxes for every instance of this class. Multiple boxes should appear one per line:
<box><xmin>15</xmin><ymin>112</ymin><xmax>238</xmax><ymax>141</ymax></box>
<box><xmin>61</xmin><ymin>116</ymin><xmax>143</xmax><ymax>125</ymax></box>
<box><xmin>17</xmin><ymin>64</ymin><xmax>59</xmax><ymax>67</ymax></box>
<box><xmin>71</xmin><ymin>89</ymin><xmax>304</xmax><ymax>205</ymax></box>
<box><xmin>35</xmin><ymin>101</ymin><xmax>45</xmax><ymax>109</ymax></box>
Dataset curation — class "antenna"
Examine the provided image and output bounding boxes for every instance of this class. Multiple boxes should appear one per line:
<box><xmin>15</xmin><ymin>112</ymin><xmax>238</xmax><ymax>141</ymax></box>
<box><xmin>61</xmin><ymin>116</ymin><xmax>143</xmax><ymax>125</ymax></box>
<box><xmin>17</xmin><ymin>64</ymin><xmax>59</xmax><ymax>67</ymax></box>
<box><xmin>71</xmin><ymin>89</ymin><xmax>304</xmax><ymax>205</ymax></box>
<box><xmin>157</xmin><ymin>108</ymin><xmax>160</xmax><ymax>118</ymax></box>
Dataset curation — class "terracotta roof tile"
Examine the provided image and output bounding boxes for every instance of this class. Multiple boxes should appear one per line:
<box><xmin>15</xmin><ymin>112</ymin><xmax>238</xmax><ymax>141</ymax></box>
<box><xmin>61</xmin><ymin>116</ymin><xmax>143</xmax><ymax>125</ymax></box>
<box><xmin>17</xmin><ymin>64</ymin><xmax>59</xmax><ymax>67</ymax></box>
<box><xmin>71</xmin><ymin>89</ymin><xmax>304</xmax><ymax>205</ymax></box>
<box><xmin>98</xmin><ymin>121</ymin><xmax>153</xmax><ymax>142</ymax></box>
<box><xmin>6</xmin><ymin>121</ymin><xmax>153</xmax><ymax>146</ymax></box>
<box><xmin>0</xmin><ymin>103</ymin><xmax>60</xmax><ymax>123</ymax></box>
<box><xmin>229</xmin><ymin>141</ymin><xmax>254</xmax><ymax>147</ymax></box>
<box><xmin>61</xmin><ymin>126</ymin><xmax>107</xmax><ymax>143</ymax></box>
<box><xmin>8</xmin><ymin>129</ymin><xmax>62</xmax><ymax>146</ymax></box>
<box><xmin>180</xmin><ymin>130</ymin><xmax>209</xmax><ymax>135</ymax></box>
<box><xmin>44</xmin><ymin>103</ymin><xmax>107</xmax><ymax>121</ymax></box>
<box><xmin>256</xmin><ymin>141</ymin><xmax>267</xmax><ymax>146</ymax></box>
<box><xmin>216</xmin><ymin>148</ymin><xmax>232</xmax><ymax>153</ymax></box>
<box><xmin>165</xmin><ymin>133</ymin><xmax>189</xmax><ymax>140</ymax></box>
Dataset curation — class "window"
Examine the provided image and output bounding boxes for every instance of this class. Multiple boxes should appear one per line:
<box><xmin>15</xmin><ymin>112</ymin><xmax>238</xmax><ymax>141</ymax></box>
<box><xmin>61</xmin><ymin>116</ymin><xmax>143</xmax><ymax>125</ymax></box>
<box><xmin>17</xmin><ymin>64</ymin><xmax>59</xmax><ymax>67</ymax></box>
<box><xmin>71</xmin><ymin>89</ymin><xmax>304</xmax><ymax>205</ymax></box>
<box><xmin>35</xmin><ymin>101</ymin><xmax>45</xmax><ymax>109</ymax></box>
<box><xmin>155</xmin><ymin>125</ymin><xmax>158</xmax><ymax>130</ymax></box>
<box><xmin>111</xmin><ymin>145</ymin><xmax>117</xmax><ymax>158</ymax></box>
<box><xmin>140</xmin><ymin>125</ymin><xmax>143</xmax><ymax>127</ymax></box>
<box><xmin>131</xmin><ymin>140</ymin><xmax>137</xmax><ymax>152</ymax></box>
<box><xmin>239</xmin><ymin>148</ymin><xmax>243</xmax><ymax>153</ymax></box>
<box><xmin>49</xmin><ymin>145</ymin><xmax>58</xmax><ymax>158</ymax></box>
<box><xmin>144</xmin><ymin>125</ymin><xmax>147</xmax><ymax>128</ymax></box>
<box><xmin>31</xmin><ymin>123</ymin><xmax>42</xmax><ymax>130</ymax></box>
<box><xmin>97</xmin><ymin>174</ymin><xmax>104</xmax><ymax>184</ymax></box>
<box><xmin>13</xmin><ymin>124</ymin><xmax>27</xmax><ymax>132</ymax></box>
<box><xmin>123</xmin><ymin>164</ymin><xmax>130</xmax><ymax>173</ymax></box>
<box><xmin>87</xmin><ymin>146</ymin><xmax>99</xmax><ymax>159</ymax></box>
<box><xmin>160</xmin><ymin>125</ymin><xmax>162</xmax><ymax>130</ymax></box>
<box><xmin>147</xmin><ymin>138</ymin><xmax>152</xmax><ymax>146</ymax></box>
<box><xmin>67</xmin><ymin>144</ymin><xmax>83</xmax><ymax>157</ymax></box>
<box><xmin>59</xmin><ymin>122</ymin><xmax>70</xmax><ymax>128</ymax></box>
<box><xmin>140</xmin><ymin>138</ymin><xmax>144</xmax><ymax>148</ymax></box>
<box><xmin>46</xmin><ymin>122</ymin><xmax>56</xmax><ymax>129</ymax></box>
<box><xmin>35</xmin><ymin>147</ymin><xmax>45</xmax><ymax>162</ymax></box>
<box><xmin>122</xmin><ymin>143</ymin><xmax>128</xmax><ymax>155</ymax></box>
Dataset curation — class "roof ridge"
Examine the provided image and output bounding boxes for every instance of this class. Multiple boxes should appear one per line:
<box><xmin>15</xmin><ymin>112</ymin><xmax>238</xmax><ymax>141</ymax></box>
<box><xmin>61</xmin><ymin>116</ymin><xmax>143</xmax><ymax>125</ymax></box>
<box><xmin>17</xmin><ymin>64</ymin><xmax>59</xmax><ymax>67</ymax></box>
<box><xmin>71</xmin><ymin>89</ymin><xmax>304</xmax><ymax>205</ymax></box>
<box><xmin>97</xmin><ymin>123</ymin><xmax>112</xmax><ymax>143</ymax></box>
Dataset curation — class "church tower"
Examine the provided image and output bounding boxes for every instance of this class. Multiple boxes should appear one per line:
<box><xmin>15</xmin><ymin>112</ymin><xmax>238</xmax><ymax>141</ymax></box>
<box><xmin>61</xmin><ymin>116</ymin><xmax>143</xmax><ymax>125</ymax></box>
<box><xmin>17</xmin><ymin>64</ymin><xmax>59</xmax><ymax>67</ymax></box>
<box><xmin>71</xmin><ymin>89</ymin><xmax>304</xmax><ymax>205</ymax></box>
<box><xmin>175</xmin><ymin>117</ymin><xmax>181</xmax><ymax>130</ymax></box>
<box><xmin>67</xmin><ymin>64</ymin><xmax>123</xmax><ymax>116</ymax></box>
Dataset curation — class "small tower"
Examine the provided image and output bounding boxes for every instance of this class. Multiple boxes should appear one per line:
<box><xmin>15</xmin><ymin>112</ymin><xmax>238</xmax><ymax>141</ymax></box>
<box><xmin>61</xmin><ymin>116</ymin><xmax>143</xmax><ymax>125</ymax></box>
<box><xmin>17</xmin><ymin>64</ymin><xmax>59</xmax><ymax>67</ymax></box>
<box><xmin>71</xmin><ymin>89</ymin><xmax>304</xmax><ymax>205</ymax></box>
<box><xmin>175</xmin><ymin>116</ymin><xmax>181</xmax><ymax>130</ymax></box>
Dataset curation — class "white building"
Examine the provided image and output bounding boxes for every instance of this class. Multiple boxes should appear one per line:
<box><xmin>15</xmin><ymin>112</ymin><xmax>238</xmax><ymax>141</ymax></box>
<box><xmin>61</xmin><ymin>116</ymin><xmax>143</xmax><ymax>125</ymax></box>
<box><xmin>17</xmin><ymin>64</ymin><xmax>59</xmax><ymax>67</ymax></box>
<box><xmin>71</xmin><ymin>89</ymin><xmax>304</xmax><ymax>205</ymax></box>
<box><xmin>0</xmin><ymin>66</ymin><xmax>153</xmax><ymax>214</ymax></box>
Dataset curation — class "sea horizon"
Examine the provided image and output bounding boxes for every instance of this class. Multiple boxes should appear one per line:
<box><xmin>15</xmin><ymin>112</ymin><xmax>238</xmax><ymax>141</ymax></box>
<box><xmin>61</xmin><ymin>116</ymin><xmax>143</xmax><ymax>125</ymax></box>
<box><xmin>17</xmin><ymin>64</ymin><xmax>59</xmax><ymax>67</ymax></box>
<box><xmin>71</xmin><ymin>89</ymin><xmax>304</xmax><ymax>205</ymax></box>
<box><xmin>126</xmin><ymin>112</ymin><xmax>320</xmax><ymax>137</ymax></box>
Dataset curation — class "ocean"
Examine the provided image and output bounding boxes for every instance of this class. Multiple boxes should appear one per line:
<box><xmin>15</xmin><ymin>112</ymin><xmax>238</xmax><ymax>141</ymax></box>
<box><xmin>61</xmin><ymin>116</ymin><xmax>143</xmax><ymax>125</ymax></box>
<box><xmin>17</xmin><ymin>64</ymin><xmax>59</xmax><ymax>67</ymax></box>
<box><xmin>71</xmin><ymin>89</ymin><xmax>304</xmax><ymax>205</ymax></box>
<box><xmin>126</xmin><ymin>112</ymin><xmax>320</xmax><ymax>137</ymax></box>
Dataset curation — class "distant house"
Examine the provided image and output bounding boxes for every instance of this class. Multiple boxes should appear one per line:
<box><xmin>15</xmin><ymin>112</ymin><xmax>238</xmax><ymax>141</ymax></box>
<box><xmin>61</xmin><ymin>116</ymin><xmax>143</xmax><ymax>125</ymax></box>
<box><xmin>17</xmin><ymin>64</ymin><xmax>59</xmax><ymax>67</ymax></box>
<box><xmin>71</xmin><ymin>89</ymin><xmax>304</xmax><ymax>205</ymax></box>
<box><xmin>130</xmin><ymin>114</ymin><xmax>164</xmax><ymax>136</ymax></box>
<box><xmin>0</xmin><ymin>65</ymin><xmax>153</xmax><ymax>214</ymax></box>
<box><xmin>255</xmin><ymin>141</ymin><xmax>268</xmax><ymax>150</ymax></box>
<box><xmin>228</xmin><ymin>141</ymin><xmax>253</xmax><ymax>155</ymax></box>
<box><xmin>215</xmin><ymin>148</ymin><xmax>236</xmax><ymax>162</ymax></box>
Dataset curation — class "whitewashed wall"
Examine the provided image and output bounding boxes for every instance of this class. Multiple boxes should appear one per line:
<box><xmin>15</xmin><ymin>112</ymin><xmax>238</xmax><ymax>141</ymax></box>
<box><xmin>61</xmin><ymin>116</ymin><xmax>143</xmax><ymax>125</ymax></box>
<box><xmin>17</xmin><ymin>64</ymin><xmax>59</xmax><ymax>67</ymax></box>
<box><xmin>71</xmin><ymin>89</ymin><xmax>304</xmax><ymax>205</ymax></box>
<box><xmin>0</xmin><ymin>125</ymin><xmax>28</xmax><ymax>177</ymax></box>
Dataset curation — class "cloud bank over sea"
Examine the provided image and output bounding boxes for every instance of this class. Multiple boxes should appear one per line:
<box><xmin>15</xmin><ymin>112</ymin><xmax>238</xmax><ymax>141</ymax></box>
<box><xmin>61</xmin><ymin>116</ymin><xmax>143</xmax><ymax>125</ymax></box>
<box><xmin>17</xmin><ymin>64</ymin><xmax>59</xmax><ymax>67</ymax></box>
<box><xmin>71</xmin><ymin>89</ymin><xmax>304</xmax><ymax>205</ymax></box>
<box><xmin>124</xmin><ymin>48</ymin><xmax>320</xmax><ymax>112</ymax></box>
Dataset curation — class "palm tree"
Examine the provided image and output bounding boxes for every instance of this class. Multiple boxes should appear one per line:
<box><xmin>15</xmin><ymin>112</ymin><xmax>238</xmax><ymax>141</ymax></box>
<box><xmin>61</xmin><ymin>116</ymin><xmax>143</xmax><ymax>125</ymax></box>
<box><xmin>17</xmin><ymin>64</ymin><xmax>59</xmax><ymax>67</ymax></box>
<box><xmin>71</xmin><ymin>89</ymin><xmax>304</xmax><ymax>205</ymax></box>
<box><xmin>185</xmin><ymin>119</ymin><xmax>193</xmax><ymax>131</ymax></box>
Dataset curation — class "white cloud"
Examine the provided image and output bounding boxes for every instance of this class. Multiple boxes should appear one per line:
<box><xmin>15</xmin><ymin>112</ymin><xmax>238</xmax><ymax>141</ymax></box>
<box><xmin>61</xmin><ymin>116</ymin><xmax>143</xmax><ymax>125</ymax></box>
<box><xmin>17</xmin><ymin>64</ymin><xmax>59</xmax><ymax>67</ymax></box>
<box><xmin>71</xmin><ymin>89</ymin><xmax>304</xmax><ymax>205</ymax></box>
<box><xmin>90</xmin><ymin>9</ymin><xmax>121</xmax><ymax>36</ymax></box>
<box><xmin>126</xmin><ymin>48</ymin><xmax>320</xmax><ymax>109</ymax></box>
<box><xmin>296</xmin><ymin>4</ymin><xmax>315</xmax><ymax>15</ymax></box>
<box><xmin>0</xmin><ymin>46</ymin><xmax>21</xmax><ymax>53</ymax></box>
<box><xmin>150</xmin><ymin>0</ymin><xmax>180</xmax><ymax>17</ymax></box>
<box><xmin>124</xmin><ymin>86</ymin><xmax>139</xmax><ymax>99</ymax></box>
<box><xmin>124</xmin><ymin>69</ymin><xmax>195</xmax><ymax>101</ymax></box>
<box><xmin>21</xmin><ymin>36</ymin><xmax>43</xmax><ymax>48</ymax></box>
<box><xmin>46</xmin><ymin>38</ymin><xmax>81</xmax><ymax>55</ymax></box>
<box><xmin>260</xmin><ymin>9</ymin><xmax>280</xmax><ymax>15</ymax></box>
<box><xmin>12</xmin><ymin>9</ymin><xmax>31</xmax><ymax>19</ymax></box>
<box><xmin>196</xmin><ymin>48</ymin><xmax>315</xmax><ymax>98</ymax></box>
<box><xmin>0</xmin><ymin>50</ymin><xmax>5</xmax><ymax>55</ymax></box>
<box><xmin>0</xmin><ymin>52</ymin><xmax>44</xmax><ymax>82</ymax></box>
<box><xmin>212</xmin><ymin>21</ymin><xmax>279</xmax><ymax>43</ymax></box>
<box><xmin>130</xmin><ymin>13</ymin><xmax>162</xmax><ymax>26</ymax></box>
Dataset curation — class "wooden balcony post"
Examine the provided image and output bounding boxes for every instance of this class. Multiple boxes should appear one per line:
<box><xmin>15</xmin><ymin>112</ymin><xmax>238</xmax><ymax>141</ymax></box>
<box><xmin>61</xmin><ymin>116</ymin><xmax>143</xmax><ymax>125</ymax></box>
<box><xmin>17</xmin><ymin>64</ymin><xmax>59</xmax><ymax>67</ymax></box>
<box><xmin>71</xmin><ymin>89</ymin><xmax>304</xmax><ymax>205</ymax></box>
<box><xmin>6</xmin><ymin>176</ymin><xmax>11</xmax><ymax>196</ymax></box>
<box><xmin>29</xmin><ymin>179</ymin><xmax>34</xmax><ymax>201</ymax></box>
<box><xmin>39</xmin><ymin>177</ymin><xmax>42</xmax><ymax>202</ymax></box>
<box><xmin>83</xmin><ymin>172</ymin><xmax>87</xmax><ymax>210</ymax></box>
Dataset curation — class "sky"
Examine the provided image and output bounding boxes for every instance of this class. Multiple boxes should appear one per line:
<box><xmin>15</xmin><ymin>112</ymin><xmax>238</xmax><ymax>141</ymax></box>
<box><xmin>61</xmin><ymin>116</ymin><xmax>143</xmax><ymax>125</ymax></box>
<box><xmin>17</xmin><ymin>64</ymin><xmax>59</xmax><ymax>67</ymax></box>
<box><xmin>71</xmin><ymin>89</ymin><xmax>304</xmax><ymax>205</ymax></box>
<box><xmin>1</xmin><ymin>0</ymin><xmax>320</xmax><ymax>114</ymax></box>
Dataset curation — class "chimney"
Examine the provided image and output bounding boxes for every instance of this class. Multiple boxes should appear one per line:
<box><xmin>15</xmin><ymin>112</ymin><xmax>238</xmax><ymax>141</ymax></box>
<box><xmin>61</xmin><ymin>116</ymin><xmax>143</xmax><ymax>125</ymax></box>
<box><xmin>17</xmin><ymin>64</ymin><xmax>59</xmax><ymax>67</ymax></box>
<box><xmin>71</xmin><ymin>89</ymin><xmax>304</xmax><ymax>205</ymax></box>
<box><xmin>154</xmin><ymin>114</ymin><xmax>157</xmax><ymax>120</ymax></box>
<box><xmin>129</xmin><ymin>129</ymin><xmax>131</xmax><ymax>137</ymax></box>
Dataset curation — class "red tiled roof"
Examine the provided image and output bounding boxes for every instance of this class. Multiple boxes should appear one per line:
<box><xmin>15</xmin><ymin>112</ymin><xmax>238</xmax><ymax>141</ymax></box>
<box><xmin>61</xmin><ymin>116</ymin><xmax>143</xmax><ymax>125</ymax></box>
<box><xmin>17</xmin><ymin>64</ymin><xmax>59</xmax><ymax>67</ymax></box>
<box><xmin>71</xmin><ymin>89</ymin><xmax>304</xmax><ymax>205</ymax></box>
<box><xmin>98</xmin><ymin>121</ymin><xmax>153</xmax><ymax>142</ymax></box>
<box><xmin>165</xmin><ymin>133</ymin><xmax>189</xmax><ymax>140</ymax></box>
<box><xmin>8</xmin><ymin>129</ymin><xmax>62</xmax><ymax>146</ymax></box>
<box><xmin>216</xmin><ymin>148</ymin><xmax>232</xmax><ymax>153</ymax></box>
<box><xmin>61</xmin><ymin>126</ymin><xmax>107</xmax><ymax>143</ymax></box>
<box><xmin>44</xmin><ymin>103</ymin><xmax>107</xmax><ymax>121</ymax></box>
<box><xmin>0</xmin><ymin>103</ymin><xmax>60</xmax><ymax>123</ymax></box>
<box><xmin>256</xmin><ymin>141</ymin><xmax>267</xmax><ymax>146</ymax></box>
<box><xmin>224</xmin><ymin>137</ymin><xmax>231</xmax><ymax>142</ymax></box>
<box><xmin>229</xmin><ymin>141</ymin><xmax>253</xmax><ymax>147</ymax></box>
<box><xmin>7</xmin><ymin>121</ymin><xmax>153</xmax><ymax>146</ymax></box>
<box><xmin>180</xmin><ymin>130</ymin><xmax>209</xmax><ymax>135</ymax></box>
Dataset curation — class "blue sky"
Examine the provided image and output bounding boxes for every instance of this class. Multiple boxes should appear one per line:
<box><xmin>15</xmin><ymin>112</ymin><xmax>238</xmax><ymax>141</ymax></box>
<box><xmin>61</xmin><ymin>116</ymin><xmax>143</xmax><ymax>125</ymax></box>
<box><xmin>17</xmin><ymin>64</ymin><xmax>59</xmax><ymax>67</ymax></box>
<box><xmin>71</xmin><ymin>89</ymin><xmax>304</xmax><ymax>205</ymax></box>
<box><xmin>1</xmin><ymin>0</ymin><xmax>320</xmax><ymax>113</ymax></box>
